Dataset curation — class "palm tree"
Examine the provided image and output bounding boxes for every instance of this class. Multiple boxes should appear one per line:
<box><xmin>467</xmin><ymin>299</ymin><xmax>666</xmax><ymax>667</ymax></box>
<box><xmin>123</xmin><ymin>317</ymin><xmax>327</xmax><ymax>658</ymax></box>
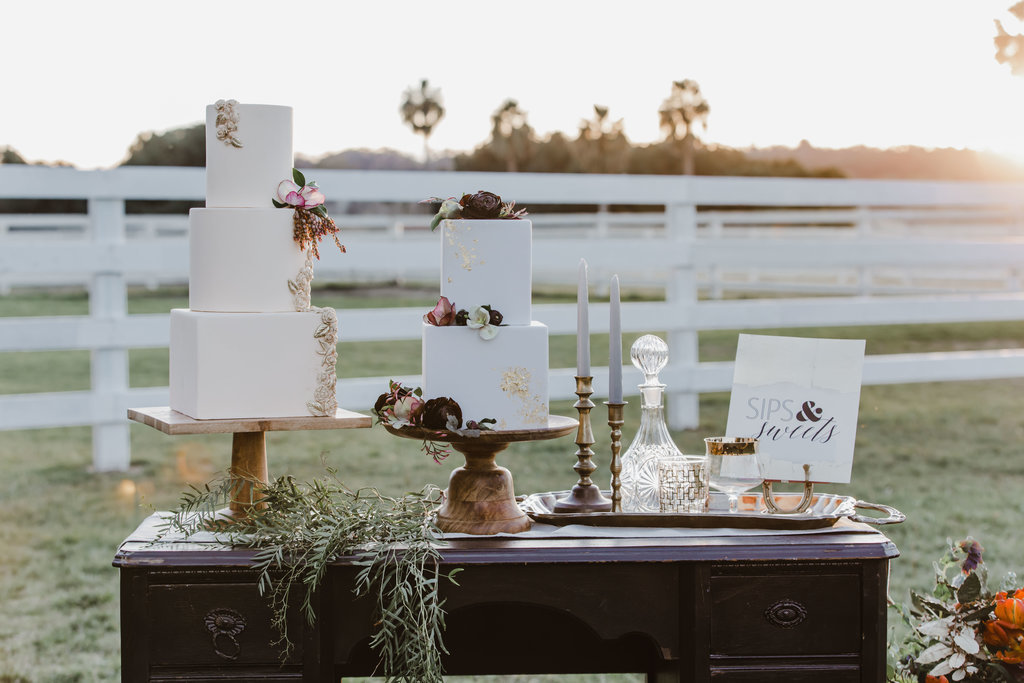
<box><xmin>995</xmin><ymin>2</ymin><xmax>1024</xmax><ymax>75</ymax></box>
<box><xmin>400</xmin><ymin>79</ymin><xmax>445</xmax><ymax>164</ymax></box>
<box><xmin>658</xmin><ymin>79</ymin><xmax>710</xmax><ymax>175</ymax></box>
<box><xmin>575</xmin><ymin>105</ymin><xmax>630</xmax><ymax>173</ymax></box>
<box><xmin>490</xmin><ymin>99</ymin><xmax>534</xmax><ymax>172</ymax></box>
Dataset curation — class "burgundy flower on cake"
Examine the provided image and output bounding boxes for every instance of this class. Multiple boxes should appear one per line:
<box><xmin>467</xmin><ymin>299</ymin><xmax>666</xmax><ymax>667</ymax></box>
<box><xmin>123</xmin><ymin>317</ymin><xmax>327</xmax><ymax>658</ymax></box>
<box><xmin>459</xmin><ymin>191</ymin><xmax>502</xmax><ymax>219</ymax></box>
<box><xmin>374</xmin><ymin>380</ymin><xmax>497</xmax><ymax>462</ymax></box>
<box><xmin>423</xmin><ymin>296</ymin><xmax>456</xmax><ymax>326</ymax></box>
<box><xmin>420</xmin><ymin>397</ymin><xmax>463</xmax><ymax>431</ymax></box>
<box><xmin>421</xmin><ymin>190</ymin><xmax>528</xmax><ymax>230</ymax></box>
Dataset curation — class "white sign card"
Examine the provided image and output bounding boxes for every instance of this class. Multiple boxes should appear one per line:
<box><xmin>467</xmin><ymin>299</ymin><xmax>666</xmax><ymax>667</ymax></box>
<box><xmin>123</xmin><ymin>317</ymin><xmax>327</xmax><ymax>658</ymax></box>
<box><xmin>724</xmin><ymin>334</ymin><xmax>866</xmax><ymax>484</ymax></box>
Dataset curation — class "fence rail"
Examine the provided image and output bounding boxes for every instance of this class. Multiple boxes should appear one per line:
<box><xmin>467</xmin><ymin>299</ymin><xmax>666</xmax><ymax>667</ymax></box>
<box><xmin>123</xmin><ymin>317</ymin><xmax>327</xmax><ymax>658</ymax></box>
<box><xmin>3</xmin><ymin>166</ymin><xmax>1024</xmax><ymax>470</ymax></box>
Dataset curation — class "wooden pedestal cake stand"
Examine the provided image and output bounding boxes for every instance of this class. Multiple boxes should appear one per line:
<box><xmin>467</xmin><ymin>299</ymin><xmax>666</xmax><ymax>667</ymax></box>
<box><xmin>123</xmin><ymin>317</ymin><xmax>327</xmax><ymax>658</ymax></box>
<box><xmin>385</xmin><ymin>415</ymin><xmax>577</xmax><ymax>535</ymax></box>
<box><xmin>128</xmin><ymin>406</ymin><xmax>372</xmax><ymax>524</ymax></box>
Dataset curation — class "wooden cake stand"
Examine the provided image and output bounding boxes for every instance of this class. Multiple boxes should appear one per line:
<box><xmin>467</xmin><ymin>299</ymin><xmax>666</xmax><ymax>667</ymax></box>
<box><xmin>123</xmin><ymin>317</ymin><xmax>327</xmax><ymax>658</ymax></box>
<box><xmin>385</xmin><ymin>415</ymin><xmax>577</xmax><ymax>535</ymax></box>
<box><xmin>128</xmin><ymin>406</ymin><xmax>372</xmax><ymax>523</ymax></box>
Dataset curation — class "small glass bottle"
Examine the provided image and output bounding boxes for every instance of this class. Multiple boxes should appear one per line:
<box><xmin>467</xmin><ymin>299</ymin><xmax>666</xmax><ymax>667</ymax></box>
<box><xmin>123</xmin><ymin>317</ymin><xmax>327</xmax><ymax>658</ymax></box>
<box><xmin>620</xmin><ymin>335</ymin><xmax>687</xmax><ymax>512</ymax></box>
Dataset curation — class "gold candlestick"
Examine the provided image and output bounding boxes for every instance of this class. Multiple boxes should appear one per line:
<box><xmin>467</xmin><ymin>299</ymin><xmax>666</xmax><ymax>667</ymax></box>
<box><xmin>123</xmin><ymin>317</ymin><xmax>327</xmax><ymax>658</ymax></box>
<box><xmin>605</xmin><ymin>401</ymin><xmax>626</xmax><ymax>513</ymax></box>
<box><xmin>554</xmin><ymin>376</ymin><xmax>612</xmax><ymax>513</ymax></box>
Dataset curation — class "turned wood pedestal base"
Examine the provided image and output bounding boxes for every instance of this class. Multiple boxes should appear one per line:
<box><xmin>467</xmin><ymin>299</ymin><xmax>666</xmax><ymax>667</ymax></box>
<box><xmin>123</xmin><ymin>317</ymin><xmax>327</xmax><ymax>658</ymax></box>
<box><xmin>385</xmin><ymin>415</ymin><xmax>578</xmax><ymax>535</ymax></box>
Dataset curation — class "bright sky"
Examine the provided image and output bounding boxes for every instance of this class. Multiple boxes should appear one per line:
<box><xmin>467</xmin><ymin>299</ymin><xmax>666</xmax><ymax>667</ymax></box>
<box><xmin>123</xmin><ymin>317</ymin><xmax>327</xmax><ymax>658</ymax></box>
<box><xmin>4</xmin><ymin>0</ymin><xmax>1024</xmax><ymax>168</ymax></box>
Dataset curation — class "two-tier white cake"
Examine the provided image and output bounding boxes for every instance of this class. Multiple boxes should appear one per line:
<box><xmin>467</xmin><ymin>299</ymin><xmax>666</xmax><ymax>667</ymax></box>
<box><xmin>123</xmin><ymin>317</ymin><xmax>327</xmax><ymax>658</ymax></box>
<box><xmin>421</xmin><ymin>217</ymin><xmax>549</xmax><ymax>430</ymax></box>
<box><xmin>169</xmin><ymin>102</ymin><xmax>339</xmax><ymax>420</ymax></box>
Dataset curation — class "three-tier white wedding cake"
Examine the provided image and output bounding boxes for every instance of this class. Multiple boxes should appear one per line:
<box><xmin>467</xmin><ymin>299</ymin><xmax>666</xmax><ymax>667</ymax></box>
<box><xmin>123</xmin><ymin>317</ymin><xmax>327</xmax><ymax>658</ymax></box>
<box><xmin>169</xmin><ymin>101</ymin><xmax>339</xmax><ymax>420</ymax></box>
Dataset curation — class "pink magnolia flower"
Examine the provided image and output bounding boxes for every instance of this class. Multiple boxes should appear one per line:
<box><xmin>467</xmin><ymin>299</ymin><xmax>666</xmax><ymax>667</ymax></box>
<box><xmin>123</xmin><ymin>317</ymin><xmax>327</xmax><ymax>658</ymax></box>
<box><xmin>391</xmin><ymin>394</ymin><xmax>424</xmax><ymax>428</ymax></box>
<box><xmin>423</xmin><ymin>296</ymin><xmax>456</xmax><ymax>326</ymax></box>
<box><xmin>276</xmin><ymin>180</ymin><xmax>326</xmax><ymax>208</ymax></box>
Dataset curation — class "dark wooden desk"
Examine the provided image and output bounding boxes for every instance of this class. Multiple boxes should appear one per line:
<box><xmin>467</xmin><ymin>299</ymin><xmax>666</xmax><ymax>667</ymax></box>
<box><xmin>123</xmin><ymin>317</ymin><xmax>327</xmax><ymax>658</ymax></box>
<box><xmin>114</xmin><ymin>518</ymin><xmax>898</xmax><ymax>682</ymax></box>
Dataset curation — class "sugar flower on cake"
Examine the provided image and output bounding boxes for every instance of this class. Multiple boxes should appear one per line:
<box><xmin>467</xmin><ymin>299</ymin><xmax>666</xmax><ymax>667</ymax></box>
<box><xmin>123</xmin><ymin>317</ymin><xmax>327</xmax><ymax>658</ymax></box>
<box><xmin>466</xmin><ymin>305</ymin><xmax>499</xmax><ymax>340</ymax></box>
<box><xmin>373</xmin><ymin>381</ymin><xmax>425</xmax><ymax>429</ymax></box>
<box><xmin>373</xmin><ymin>380</ymin><xmax>497</xmax><ymax>462</ymax></box>
<box><xmin>423</xmin><ymin>296</ymin><xmax>456</xmax><ymax>326</ymax></box>
<box><xmin>420</xmin><ymin>190</ymin><xmax>528</xmax><ymax>230</ymax></box>
<box><xmin>422</xmin><ymin>297</ymin><xmax>504</xmax><ymax>339</ymax></box>
<box><xmin>273</xmin><ymin>168</ymin><xmax>346</xmax><ymax>260</ymax></box>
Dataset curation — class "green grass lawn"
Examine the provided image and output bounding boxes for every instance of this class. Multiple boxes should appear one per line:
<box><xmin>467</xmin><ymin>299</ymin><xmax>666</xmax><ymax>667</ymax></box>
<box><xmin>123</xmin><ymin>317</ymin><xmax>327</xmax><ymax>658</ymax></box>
<box><xmin>2</xmin><ymin>286</ymin><xmax>1024</xmax><ymax>681</ymax></box>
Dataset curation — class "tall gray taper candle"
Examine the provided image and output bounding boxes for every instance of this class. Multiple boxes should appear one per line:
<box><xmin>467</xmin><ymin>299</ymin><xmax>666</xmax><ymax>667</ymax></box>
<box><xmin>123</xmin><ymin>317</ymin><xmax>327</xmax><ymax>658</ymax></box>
<box><xmin>577</xmin><ymin>258</ymin><xmax>590</xmax><ymax>376</ymax></box>
<box><xmin>609</xmin><ymin>274</ymin><xmax>622</xmax><ymax>402</ymax></box>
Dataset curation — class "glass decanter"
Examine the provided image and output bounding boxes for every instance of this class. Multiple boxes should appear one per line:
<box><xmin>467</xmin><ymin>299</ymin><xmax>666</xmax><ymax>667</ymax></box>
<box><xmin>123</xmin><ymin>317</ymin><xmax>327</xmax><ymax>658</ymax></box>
<box><xmin>619</xmin><ymin>335</ymin><xmax>687</xmax><ymax>512</ymax></box>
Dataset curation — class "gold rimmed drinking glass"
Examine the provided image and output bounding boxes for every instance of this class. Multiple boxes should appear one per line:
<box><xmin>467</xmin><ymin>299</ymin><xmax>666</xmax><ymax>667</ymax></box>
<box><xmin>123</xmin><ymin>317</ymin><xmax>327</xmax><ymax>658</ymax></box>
<box><xmin>705</xmin><ymin>437</ymin><xmax>762</xmax><ymax>513</ymax></box>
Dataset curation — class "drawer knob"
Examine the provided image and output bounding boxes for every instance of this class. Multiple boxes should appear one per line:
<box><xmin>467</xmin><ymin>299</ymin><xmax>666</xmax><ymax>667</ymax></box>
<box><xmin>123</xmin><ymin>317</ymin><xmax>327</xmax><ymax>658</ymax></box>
<box><xmin>204</xmin><ymin>608</ymin><xmax>247</xmax><ymax>660</ymax></box>
<box><xmin>764</xmin><ymin>599</ymin><xmax>807</xmax><ymax>628</ymax></box>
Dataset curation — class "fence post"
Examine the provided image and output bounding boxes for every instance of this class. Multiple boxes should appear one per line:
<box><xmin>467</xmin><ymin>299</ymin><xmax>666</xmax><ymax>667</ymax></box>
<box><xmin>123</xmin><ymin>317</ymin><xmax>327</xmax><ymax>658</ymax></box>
<box><xmin>856</xmin><ymin>206</ymin><xmax>872</xmax><ymax>296</ymax></box>
<box><xmin>665</xmin><ymin>199</ymin><xmax>699</xmax><ymax>430</ymax></box>
<box><xmin>89</xmin><ymin>197</ymin><xmax>131</xmax><ymax>472</ymax></box>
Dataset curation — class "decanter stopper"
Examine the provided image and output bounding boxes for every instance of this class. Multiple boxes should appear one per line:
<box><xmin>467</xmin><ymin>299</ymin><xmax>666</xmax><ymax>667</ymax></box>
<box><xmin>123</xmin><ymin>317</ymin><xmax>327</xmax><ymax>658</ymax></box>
<box><xmin>631</xmin><ymin>334</ymin><xmax>667</xmax><ymax>408</ymax></box>
<box><xmin>631</xmin><ymin>334</ymin><xmax>668</xmax><ymax>386</ymax></box>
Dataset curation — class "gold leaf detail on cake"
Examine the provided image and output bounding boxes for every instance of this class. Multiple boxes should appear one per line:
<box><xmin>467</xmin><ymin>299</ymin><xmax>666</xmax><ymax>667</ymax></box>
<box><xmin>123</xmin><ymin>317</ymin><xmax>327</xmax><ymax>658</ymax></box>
<box><xmin>214</xmin><ymin>99</ymin><xmax>243</xmax><ymax>148</ymax></box>
<box><xmin>500</xmin><ymin>367</ymin><xmax>547</xmax><ymax>426</ymax></box>
<box><xmin>445</xmin><ymin>221</ymin><xmax>478</xmax><ymax>272</ymax></box>
<box><xmin>307</xmin><ymin>306</ymin><xmax>338</xmax><ymax>417</ymax></box>
<box><xmin>500</xmin><ymin>367</ymin><xmax>532</xmax><ymax>398</ymax></box>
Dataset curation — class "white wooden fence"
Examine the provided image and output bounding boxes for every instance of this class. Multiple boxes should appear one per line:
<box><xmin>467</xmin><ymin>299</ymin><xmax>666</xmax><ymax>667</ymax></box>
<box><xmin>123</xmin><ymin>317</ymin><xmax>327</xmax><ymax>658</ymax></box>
<box><xmin>3</xmin><ymin>165</ymin><xmax>1024</xmax><ymax>471</ymax></box>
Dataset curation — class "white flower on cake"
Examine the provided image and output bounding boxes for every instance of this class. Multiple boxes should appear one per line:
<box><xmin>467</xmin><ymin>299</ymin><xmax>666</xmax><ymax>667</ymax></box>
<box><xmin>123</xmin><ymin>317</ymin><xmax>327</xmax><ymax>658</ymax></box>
<box><xmin>466</xmin><ymin>305</ymin><xmax>498</xmax><ymax>340</ymax></box>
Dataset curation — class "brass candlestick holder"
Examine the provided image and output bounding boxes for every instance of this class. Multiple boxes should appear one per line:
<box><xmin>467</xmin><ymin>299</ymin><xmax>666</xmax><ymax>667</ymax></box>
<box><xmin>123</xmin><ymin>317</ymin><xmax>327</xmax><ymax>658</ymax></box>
<box><xmin>554</xmin><ymin>376</ymin><xmax>612</xmax><ymax>513</ymax></box>
<box><xmin>605</xmin><ymin>401</ymin><xmax>626</xmax><ymax>513</ymax></box>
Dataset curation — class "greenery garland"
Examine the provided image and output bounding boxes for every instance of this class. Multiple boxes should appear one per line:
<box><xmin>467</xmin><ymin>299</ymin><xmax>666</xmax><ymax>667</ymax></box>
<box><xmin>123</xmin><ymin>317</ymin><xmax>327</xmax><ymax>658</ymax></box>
<box><xmin>158</xmin><ymin>468</ymin><xmax>460</xmax><ymax>682</ymax></box>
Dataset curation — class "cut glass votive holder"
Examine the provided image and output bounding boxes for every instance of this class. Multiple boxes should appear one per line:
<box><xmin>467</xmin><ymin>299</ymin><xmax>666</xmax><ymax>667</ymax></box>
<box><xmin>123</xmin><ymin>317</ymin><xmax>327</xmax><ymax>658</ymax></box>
<box><xmin>657</xmin><ymin>455</ymin><xmax>709</xmax><ymax>513</ymax></box>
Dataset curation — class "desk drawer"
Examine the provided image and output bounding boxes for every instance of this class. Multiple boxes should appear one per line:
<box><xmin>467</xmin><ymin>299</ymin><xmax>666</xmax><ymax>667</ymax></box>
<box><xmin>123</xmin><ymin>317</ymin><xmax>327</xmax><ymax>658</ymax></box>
<box><xmin>147</xmin><ymin>581</ymin><xmax>299</xmax><ymax>667</ymax></box>
<box><xmin>709</xmin><ymin>570</ymin><xmax>861</xmax><ymax>656</ymax></box>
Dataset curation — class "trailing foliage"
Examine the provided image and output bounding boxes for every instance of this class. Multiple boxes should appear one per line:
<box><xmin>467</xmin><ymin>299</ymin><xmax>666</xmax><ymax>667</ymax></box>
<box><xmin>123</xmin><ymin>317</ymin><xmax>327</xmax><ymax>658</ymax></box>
<box><xmin>158</xmin><ymin>469</ymin><xmax>459</xmax><ymax>682</ymax></box>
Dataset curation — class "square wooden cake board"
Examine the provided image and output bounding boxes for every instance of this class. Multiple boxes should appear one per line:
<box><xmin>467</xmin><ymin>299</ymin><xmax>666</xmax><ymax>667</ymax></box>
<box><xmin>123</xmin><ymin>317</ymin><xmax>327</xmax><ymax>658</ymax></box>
<box><xmin>128</xmin><ymin>406</ymin><xmax>373</xmax><ymax>524</ymax></box>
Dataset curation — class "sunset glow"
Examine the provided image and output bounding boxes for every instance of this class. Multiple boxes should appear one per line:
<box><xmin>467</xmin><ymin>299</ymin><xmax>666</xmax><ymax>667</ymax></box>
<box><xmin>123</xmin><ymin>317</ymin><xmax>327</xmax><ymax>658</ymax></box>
<box><xmin>3</xmin><ymin>0</ymin><xmax>1024</xmax><ymax>168</ymax></box>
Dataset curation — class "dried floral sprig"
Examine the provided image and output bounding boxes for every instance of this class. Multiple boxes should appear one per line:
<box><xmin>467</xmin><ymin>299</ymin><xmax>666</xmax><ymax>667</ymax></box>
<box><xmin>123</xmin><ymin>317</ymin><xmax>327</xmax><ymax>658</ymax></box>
<box><xmin>158</xmin><ymin>469</ymin><xmax>458</xmax><ymax>681</ymax></box>
<box><xmin>420</xmin><ymin>190</ymin><xmax>528</xmax><ymax>230</ymax></box>
<box><xmin>273</xmin><ymin>168</ymin><xmax>346</xmax><ymax>259</ymax></box>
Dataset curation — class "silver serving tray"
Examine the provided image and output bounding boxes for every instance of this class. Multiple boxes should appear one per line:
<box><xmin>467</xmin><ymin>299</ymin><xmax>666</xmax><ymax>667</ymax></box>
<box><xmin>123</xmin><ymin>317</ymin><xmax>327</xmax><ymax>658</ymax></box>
<box><xmin>520</xmin><ymin>490</ymin><xmax>904</xmax><ymax>530</ymax></box>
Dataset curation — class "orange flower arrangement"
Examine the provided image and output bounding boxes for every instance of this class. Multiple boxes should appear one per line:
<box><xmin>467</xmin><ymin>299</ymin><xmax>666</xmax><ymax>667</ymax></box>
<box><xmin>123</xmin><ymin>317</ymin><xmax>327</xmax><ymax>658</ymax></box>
<box><xmin>890</xmin><ymin>539</ymin><xmax>1024</xmax><ymax>682</ymax></box>
<box><xmin>984</xmin><ymin>589</ymin><xmax>1024</xmax><ymax>665</ymax></box>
